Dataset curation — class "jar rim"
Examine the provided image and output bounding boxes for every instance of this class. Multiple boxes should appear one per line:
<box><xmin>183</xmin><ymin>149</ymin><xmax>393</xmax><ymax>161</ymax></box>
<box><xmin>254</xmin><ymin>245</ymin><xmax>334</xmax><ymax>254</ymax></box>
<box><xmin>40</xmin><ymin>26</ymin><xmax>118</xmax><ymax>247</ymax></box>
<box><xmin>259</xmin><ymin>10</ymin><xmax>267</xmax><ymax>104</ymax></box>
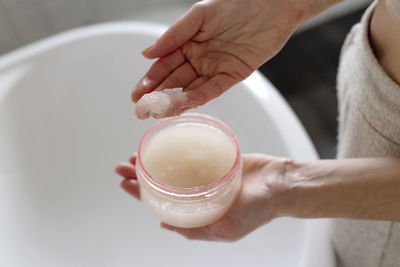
<box><xmin>137</xmin><ymin>113</ymin><xmax>241</xmax><ymax>197</ymax></box>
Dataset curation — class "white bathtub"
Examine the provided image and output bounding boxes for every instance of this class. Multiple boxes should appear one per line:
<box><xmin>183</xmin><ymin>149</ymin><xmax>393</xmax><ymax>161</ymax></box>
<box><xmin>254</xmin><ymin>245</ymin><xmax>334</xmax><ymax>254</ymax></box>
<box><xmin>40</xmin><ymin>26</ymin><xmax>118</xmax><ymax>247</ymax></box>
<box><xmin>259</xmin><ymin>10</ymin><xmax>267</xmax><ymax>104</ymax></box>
<box><xmin>0</xmin><ymin>22</ymin><xmax>335</xmax><ymax>267</ymax></box>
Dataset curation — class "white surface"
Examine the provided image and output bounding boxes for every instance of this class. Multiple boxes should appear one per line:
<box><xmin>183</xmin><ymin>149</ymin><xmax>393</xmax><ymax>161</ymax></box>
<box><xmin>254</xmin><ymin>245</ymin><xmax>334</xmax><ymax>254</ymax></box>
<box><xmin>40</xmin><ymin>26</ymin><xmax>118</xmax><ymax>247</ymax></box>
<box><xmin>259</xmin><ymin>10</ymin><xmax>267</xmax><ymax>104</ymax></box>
<box><xmin>0</xmin><ymin>0</ymin><xmax>193</xmax><ymax>55</ymax></box>
<box><xmin>0</xmin><ymin>0</ymin><xmax>372</xmax><ymax>55</ymax></box>
<box><xmin>0</xmin><ymin>21</ymin><xmax>334</xmax><ymax>267</ymax></box>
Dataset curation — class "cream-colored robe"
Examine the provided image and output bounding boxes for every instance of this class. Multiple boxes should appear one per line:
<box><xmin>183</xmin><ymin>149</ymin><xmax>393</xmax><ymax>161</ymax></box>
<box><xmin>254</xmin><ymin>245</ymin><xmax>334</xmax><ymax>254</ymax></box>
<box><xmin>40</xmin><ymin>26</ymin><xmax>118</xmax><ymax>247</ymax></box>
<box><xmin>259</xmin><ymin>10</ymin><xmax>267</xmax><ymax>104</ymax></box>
<box><xmin>333</xmin><ymin>1</ymin><xmax>400</xmax><ymax>267</ymax></box>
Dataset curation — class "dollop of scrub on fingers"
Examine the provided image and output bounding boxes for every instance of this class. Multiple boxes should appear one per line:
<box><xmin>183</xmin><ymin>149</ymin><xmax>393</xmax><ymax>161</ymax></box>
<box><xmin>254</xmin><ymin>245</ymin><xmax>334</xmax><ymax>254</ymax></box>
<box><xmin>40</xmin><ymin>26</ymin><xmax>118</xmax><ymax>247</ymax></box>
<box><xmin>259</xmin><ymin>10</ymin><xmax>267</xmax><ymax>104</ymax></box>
<box><xmin>135</xmin><ymin>88</ymin><xmax>188</xmax><ymax>119</ymax></box>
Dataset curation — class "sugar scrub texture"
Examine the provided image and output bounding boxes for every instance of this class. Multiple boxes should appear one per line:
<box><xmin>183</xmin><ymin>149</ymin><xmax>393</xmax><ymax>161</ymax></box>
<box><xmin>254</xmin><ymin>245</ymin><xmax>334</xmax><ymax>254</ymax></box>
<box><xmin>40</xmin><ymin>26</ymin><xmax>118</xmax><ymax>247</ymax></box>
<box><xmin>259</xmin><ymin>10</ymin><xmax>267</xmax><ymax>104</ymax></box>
<box><xmin>135</xmin><ymin>88</ymin><xmax>189</xmax><ymax>119</ymax></box>
<box><xmin>136</xmin><ymin>114</ymin><xmax>242</xmax><ymax>228</ymax></box>
<box><xmin>141</xmin><ymin>123</ymin><xmax>236</xmax><ymax>188</ymax></box>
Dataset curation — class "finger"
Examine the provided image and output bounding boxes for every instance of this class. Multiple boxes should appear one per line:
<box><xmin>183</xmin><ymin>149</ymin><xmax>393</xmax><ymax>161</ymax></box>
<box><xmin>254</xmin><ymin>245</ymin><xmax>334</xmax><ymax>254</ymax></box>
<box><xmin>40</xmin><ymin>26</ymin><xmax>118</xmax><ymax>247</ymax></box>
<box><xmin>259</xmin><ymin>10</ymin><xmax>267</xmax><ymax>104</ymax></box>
<box><xmin>134</xmin><ymin>73</ymin><xmax>231</xmax><ymax>119</ymax></box>
<box><xmin>153</xmin><ymin>62</ymin><xmax>198</xmax><ymax>92</ymax></box>
<box><xmin>185</xmin><ymin>73</ymin><xmax>236</xmax><ymax>107</ymax></box>
<box><xmin>132</xmin><ymin>50</ymin><xmax>186</xmax><ymax>103</ymax></box>
<box><xmin>129</xmin><ymin>153</ymin><xmax>137</xmax><ymax>165</ymax></box>
<box><xmin>115</xmin><ymin>162</ymin><xmax>137</xmax><ymax>180</ymax></box>
<box><xmin>159</xmin><ymin>76</ymin><xmax>207</xmax><ymax>115</ymax></box>
<box><xmin>184</xmin><ymin>76</ymin><xmax>208</xmax><ymax>92</ymax></box>
<box><xmin>142</xmin><ymin>4</ymin><xmax>203</xmax><ymax>59</ymax></box>
<box><xmin>121</xmin><ymin>179</ymin><xmax>140</xmax><ymax>200</ymax></box>
<box><xmin>160</xmin><ymin>223</ymin><xmax>215</xmax><ymax>241</ymax></box>
<box><xmin>243</xmin><ymin>153</ymin><xmax>293</xmax><ymax>167</ymax></box>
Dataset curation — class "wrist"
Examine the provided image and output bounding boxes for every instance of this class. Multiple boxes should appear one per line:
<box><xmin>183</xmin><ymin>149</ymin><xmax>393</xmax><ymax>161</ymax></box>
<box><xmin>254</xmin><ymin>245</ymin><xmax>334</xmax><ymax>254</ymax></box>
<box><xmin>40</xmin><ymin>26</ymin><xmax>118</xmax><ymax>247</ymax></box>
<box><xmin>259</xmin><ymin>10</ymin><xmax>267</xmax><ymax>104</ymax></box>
<box><xmin>271</xmin><ymin>159</ymin><xmax>335</xmax><ymax>219</ymax></box>
<box><xmin>258</xmin><ymin>157</ymin><xmax>316</xmax><ymax>219</ymax></box>
<box><xmin>299</xmin><ymin>0</ymin><xmax>345</xmax><ymax>22</ymax></box>
<box><xmin>268</xmin><ymin>0</ymin><xmax>346</xmax><ymax>32</ymax></box>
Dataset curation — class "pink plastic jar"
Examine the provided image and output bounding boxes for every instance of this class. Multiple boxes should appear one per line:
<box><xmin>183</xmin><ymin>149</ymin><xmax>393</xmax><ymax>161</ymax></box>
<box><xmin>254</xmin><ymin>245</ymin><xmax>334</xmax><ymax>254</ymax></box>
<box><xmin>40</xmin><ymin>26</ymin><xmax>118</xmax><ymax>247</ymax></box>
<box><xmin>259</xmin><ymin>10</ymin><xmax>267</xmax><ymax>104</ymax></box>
<box><xmin>136</xmin><ymin>113</ymin><xmax>242</xmax><ymax>228</ymax></box>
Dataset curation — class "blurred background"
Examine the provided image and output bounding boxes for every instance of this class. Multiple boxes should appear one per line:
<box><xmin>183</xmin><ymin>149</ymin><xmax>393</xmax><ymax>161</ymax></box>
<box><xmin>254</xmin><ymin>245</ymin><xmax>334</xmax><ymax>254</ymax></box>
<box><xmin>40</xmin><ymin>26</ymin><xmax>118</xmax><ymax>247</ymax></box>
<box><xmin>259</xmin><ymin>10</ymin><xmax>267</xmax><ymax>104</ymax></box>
<box><xmin>0</xmin><ymin>0</ymin><xmax>372</xmax><ymax>158</ymax></box>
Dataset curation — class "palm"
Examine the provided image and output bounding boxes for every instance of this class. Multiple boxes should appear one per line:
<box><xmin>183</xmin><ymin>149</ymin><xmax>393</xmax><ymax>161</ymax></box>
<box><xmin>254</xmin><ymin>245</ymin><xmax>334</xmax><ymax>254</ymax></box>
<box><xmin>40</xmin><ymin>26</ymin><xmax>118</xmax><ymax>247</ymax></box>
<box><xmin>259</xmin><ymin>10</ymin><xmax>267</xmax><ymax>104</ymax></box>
<box><xmin>161</xmin><ymin>154</ymin><xmax>276</xmax><ymax>242</ymax></box>
<box><xmin>116</xmin><ymin>154</ymin><xmax>290</xmax><ymax>242</ymax></box>
<box><xmin>175</xmin><ymin>38</ymin><xmax>257</xmax><ymax>106</ymax></box>
<box><xmin>132</xmin><ymin>0</ymin><xmax>300</xmax><ymax>113</ymax></box>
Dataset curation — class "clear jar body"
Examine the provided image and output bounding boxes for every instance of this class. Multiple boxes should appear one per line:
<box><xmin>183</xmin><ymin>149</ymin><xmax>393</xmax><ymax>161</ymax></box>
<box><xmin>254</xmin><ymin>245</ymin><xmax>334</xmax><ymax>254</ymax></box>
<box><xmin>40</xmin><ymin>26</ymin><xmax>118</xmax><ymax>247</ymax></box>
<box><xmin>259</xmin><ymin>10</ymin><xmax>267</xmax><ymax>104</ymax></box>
<box><xmin>136</xmin><ymin>113</ymin><xmax>242</xmax><ymax>228</ymax></box>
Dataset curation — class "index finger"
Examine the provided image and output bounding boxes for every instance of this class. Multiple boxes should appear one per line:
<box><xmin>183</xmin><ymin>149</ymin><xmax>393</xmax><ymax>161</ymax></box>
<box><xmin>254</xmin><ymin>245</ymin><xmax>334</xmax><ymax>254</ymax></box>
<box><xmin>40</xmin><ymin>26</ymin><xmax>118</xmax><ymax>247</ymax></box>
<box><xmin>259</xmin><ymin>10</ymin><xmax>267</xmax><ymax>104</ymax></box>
<box><xmin>132</xmin><ymin>49</ymin><xmax>186</xmax><ymax>103</ymax></box>
<box><xmin>141</xmin><ymin>3</ymin><xmax>204</xmax><ymax>59</ymax></box>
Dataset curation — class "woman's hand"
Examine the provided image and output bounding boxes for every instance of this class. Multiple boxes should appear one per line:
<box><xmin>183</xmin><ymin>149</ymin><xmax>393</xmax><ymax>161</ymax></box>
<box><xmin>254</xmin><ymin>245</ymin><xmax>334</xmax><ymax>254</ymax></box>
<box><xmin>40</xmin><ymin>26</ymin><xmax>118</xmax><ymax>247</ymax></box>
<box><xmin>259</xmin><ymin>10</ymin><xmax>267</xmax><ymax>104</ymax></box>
<box><xmin>116</xmin><ymin>152</ymin><xmax>400</xmax><ymax>239</ymax></box>
<box><xmin>115</xmin><ymin>153</ymin><xmax>294</xmax><ymax>241</ymax></box>
<box><xmin>132</xmin><ymin>0</ymin><xmax>312</xmax><ymax>118</ymax></box>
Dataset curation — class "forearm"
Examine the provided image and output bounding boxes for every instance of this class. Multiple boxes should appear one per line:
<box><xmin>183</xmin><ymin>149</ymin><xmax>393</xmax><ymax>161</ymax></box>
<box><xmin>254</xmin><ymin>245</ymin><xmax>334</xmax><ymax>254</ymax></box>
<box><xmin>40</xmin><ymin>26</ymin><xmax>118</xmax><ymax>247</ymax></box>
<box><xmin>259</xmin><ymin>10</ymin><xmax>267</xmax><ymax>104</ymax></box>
<box><xmin>301</xmin><ymin>0</ymin><xmax>345</xmax><ymax>20</ymax></box>
<box><xmin>257</xmin><ymin>0</ymin><xmax>345</xmax><ymax>27</ymax></box>
<box><xmin>277</xmin><ymin>157</ymin><xmax>400</xmax><ymax>221</ymax></box>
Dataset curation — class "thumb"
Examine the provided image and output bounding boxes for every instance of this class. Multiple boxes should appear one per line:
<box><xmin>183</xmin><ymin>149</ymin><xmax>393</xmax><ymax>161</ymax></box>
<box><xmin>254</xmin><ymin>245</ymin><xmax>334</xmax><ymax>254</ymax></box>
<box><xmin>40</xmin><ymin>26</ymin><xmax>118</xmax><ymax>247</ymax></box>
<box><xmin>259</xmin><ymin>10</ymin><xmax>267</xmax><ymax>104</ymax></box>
<box><xmin>142</xmin><ymin>3</ymin><xmax>204</xmax><ymax>59</ymax></box>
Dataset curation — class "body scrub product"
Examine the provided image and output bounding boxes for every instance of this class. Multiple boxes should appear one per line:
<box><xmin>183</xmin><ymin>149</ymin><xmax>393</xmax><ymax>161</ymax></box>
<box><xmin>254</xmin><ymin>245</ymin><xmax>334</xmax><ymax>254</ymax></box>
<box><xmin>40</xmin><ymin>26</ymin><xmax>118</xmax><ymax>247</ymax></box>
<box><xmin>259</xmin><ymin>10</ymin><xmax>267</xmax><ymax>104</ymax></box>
<box><xmin>136</xmin><ymin>113</ymin><xmax>242</xmax><ymax>228</ymax></box>
<box><xmin>135</xmin><ymin>88</ymin><xmax>187</xmax><ymax>119</ymax></box>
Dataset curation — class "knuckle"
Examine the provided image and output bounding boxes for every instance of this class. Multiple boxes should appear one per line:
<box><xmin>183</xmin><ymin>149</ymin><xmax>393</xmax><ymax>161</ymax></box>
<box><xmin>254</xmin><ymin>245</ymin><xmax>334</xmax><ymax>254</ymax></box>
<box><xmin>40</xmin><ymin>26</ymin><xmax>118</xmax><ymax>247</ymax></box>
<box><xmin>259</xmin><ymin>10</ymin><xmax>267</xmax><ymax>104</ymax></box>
<box><xmin>192</xmin><ymin>1</ymin><xmax>206</xmax><ymax>11</ymax></box>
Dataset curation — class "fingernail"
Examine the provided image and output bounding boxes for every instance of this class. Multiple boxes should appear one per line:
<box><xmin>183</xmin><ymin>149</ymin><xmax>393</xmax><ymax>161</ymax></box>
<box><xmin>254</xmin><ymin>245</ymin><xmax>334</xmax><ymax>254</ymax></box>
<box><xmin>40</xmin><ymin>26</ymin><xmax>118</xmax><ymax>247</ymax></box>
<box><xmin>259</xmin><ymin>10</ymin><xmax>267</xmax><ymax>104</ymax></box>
<box><xmin>141</xmin><ymin>77</ymin><xmax>153</xmax><ymax>87</ymax></box>
<box><xmin>141</xmin><ymin>44</ymin><xmax>154</xmax><ymax>55</ymax></box>
<box><xmin>132</xmin><ymin>78</ymin><xmax>152</xmax><ymax>103</ymax></box>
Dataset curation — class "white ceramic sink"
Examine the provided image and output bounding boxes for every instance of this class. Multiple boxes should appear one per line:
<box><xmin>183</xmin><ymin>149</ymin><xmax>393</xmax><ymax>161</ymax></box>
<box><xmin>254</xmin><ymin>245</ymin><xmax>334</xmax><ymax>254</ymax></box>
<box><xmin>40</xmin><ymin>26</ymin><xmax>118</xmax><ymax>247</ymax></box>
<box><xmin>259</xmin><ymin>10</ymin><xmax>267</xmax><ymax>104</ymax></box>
<box><xmin>0</xmin><ymin>22</ymin><xmax>335</xmax><ymax>267</ymax></box>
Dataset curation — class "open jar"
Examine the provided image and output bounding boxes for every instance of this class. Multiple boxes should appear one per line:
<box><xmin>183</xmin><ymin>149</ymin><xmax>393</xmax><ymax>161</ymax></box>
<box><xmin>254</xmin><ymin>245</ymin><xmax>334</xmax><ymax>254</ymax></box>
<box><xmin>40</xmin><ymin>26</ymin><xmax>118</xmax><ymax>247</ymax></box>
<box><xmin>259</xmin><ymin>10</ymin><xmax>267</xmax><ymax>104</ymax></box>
<box><xmin>136</xmin><ymin>113</ymin><xmax>242</xmax><ymax>228</ymax></box>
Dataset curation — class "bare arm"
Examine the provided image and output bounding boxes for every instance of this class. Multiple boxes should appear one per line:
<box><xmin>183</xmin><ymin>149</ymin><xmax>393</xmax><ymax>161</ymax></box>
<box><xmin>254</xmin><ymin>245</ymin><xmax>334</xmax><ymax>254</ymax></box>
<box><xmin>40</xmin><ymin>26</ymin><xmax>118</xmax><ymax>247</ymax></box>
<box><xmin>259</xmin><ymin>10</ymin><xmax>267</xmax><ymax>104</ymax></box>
<box><xmin>370</xmin><ymin>0</ymin><xmax>400</xmax><ymax>85</ymax></box>
<box><xmin>166</xmin><ymin>156</ymin><xmax>400</xmax><ymax>241</ymax></box>
<box><xmin>116</xmin><ymin>155</ymin><xmax>400</xmax><ymax>241</ymax></box>
<box><xmin>279</xmin><ymin>157</ymin><xmax>400</xmax><ymax>221</ymax></box>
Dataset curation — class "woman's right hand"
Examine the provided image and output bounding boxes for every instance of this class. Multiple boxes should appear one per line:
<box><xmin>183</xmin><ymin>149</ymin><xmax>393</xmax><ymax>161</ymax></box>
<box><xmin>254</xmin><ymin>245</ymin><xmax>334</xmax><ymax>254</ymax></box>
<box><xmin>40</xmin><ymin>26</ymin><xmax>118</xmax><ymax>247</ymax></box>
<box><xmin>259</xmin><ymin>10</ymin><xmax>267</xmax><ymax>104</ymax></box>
<box><xmin>132</xmin><ymin>0</ymin><xmax>336</xmax><ymax>118</ymax></box>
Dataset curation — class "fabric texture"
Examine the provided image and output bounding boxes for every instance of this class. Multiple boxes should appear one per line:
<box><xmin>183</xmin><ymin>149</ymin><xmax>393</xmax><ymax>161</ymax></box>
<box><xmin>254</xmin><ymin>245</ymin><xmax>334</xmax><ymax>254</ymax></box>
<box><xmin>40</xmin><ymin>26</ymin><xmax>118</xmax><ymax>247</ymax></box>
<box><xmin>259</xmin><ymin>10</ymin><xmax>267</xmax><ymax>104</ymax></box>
<box><xmin>333</xmin><ymin>1</ymin><xmax>400</xmax><ymax>267</ymax></box>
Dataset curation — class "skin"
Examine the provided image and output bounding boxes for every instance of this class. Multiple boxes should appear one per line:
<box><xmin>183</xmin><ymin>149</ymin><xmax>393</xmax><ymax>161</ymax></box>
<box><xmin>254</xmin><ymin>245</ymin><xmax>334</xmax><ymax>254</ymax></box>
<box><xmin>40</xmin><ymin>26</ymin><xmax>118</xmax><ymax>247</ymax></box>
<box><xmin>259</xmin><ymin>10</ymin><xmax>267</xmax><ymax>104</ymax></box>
<box><xmin>370</xmin><ymin>0</ymin><xmax>400</xmax><ymax>85</ymax></box>
<box><xmin>117</xmin><ymin>0</ymin><xmax>400</xmax><ymax>242</ymax></box>
<box><xmin>116</xmin><ymin>154</ymin><xmax>287</xmax><ymax>241</ymax></box>
<box><xmin>132</xmin><ymin>0</ymin><xmax>342</xmax><ymax>116</ymax></box>
<box><xmin>116</xmin><ymin>154</ymin><xmax>400</xmax><ymax>241</ymax></box>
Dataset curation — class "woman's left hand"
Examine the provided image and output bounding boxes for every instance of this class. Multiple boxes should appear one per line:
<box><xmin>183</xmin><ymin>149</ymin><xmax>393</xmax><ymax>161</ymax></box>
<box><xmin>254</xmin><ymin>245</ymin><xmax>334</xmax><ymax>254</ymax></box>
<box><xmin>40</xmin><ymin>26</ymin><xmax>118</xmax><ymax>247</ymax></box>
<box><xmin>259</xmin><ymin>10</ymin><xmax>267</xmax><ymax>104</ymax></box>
<box><xmin>115</xmin><ymin>153</ymin><xmax>293</xmax><ymax>241</ymax></box>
